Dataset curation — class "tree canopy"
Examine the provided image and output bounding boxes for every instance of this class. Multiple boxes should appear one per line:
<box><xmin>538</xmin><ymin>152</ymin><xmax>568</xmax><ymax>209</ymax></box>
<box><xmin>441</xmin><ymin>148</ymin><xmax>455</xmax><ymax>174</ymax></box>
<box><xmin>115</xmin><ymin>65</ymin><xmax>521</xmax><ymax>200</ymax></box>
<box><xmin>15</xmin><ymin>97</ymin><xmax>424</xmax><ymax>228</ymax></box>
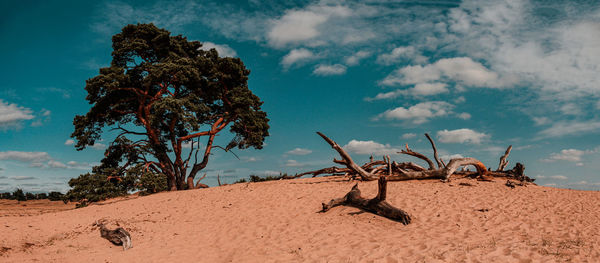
<box><xmin>72</xmin><ymin>23</ymin><xmax>269</xmax><ymax>191</ymax></box>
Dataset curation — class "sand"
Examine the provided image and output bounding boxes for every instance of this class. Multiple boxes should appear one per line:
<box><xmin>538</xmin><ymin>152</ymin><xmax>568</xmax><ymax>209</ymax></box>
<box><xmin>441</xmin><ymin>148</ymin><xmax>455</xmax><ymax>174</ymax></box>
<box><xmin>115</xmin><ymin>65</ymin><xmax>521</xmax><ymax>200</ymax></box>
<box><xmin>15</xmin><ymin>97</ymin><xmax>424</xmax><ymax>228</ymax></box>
<box><xmin>1</xmin><ymin>176</ymin><xmax>599</xmax><ymax>262</ymax></box>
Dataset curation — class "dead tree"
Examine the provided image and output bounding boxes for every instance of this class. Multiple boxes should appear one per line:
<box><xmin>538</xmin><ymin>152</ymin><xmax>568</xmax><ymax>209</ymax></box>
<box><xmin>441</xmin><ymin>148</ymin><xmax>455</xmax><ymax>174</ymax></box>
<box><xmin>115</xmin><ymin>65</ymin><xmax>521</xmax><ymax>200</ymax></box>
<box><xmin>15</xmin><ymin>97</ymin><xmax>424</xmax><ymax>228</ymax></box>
<box><xmin>302</xmin><ymin>132</ymin><xmax>533</xmax><ymax>183</ymax></box>
<box><xmin>312</xmin><ymin>132</ymin><xmax>487</xmax><ymax>182</ymax></box>
<box><xmin>321</xmin><ymin>177</ymin><xmax>411</xmax><ymax>225</ymax></box>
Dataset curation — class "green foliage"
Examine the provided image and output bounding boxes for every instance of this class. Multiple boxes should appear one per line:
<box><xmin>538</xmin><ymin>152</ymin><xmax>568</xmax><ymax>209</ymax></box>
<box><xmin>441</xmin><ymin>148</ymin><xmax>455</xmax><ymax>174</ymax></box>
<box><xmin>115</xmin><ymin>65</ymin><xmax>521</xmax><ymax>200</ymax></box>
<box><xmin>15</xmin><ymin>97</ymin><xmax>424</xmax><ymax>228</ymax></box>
<box><xmin>48</xmin><ymin>192</ymin><xmax>64</xmax><ymax>201</ymax></box>
<box><xmin>25</xmin><ymin>192</ymin><xmax>35</xmax><ymax>200</ymax></box>
<box><xmin>63</xmin><ymin>163</ymin><xmax>168</xmax><ymax>206</ymax></box>
<box><xmin>12</xmin><ymin>189</ymin><xmax>26</xmax><ymax>201</ymax></box>
<box><xmin>138</xmin><ymin>170</ymin><xmax>168</xmax><ymax>194</ymax></box>
<box><xmin>63</xmin><ymin>173</ymin><xmax>126</xmax><ymax>205</ymax></box>
<box><xmin>234</xmin><ymin>173</ymin><xmax>291</xmax><ymax>184</ymax></box>
<box><xmin>71</xmin><ymin>23</ymin><xmax>269</xmax><ymax>190</ymax></box>
<box><xmin>0</xmin><ymin>192</ymin><xmax>12</xmax><ymax>199</ymax></box>
<box><xmin>36</xmin><ymin>193</ymin><xmax>48</xmax><ymax>200</ymax></box>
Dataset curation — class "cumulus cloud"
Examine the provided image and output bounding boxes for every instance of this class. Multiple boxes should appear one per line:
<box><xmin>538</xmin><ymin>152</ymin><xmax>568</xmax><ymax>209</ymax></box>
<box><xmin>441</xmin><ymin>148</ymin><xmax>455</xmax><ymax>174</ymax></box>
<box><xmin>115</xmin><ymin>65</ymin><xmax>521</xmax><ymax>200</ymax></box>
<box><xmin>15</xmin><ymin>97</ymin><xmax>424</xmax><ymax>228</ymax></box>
<box><xmin>342</xmin><ymin>140</ymin><xmax>398</xmax><ymax>155</ymax></box>
<box><xmin>47</xmin><ymin>160</ymin><xmax>68</xmax><ymax>169</ymax></box>
<box><xmin>401</xmin><ymin>133</ymin><xmax>416</xmax><ymax>139</ymax></box>
<box><xmin>437</xmin><ymin>128</ymin><xmax>489</xmax><ymax>144</ymax></box>
<box><xmin>267</xmin><ymin>5</ymin><xmax>352</xmax><ymax>48</ymax></box>
<box><xmin>91</xmin><ymin>143</ymin><xmax>107</xmax><ymax>150</ymax></box>
<box><xmin>0</xmin><ymin>100</ymin><xmax>35</xmax><ymax>129</ymax></box>
<box><xmin>375</xmin><ymin>101</ymin><xmax>454</xmax><ymax>124</ymax></box>
<box><xmin>538</xmin><ymin>121</ymin><xmax>600</xmax><ymax>138</ymax></box>
<box><xmin>542</xmin><ymin>149</ymin><xmax>594</xmax><ymax>164</ymax></box>
<box><xmin>199</xmin><ymin>41</ymin><xmax>237</xmax><ymax>57</ymax></box>
<box><xmin>64</xmin><ymin>139</ymin><xmax>75</xmax><ymax>145</ymax></box>
<box><xmin>381</xmin><ymin>57</ymin><xmax>502</xmax><ymax>88</ymax></box>
<box><xmin>0</xmin><ymin>151</ymin><xmax>50</xmax><ymax>163</ymax></box>
<box><xmin>281</xmin><ymin>48</ymin><xmax>316</xmax><ymax>68</ymax></box>
<box><xmin>284</xmin><ymin>159</ymin><xmax>306</xmax><ymax>167</ymax></box>
<box><xmin>313</xmin><ymin>64</ymin><xmax>347</xmax><ymax>76</ymax></box>
<box><xmin>376</xmin><ymin>46</ymin><xmax>426</xmax><ymax>65</ymax></box>
<box><xmin>457</xmin><ymin>112</ymin><xmax>471</xmax><ymax>120</ymax></box>
<box><xmin>368</xmin><ymin>83</ymin><xmax>449</xmax><ymax>101</ymax></box>
<box><xmin>345</xmin><ymin>50</ymin><xmax>370</xmax><ymax>66</ymax></box>
<box><xmin>286</xmin><ymin>148</ymin><xmax>312</xmax><ymax>155</ymax></box>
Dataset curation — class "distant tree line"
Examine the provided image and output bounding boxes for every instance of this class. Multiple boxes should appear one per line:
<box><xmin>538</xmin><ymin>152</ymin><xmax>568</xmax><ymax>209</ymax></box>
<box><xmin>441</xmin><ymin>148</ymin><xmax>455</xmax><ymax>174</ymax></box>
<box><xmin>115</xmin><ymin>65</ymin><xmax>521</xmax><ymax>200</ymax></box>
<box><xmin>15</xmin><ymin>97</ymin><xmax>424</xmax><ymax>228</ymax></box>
<box><xmin>0</xmin><ymin>189</ymin><xmax>64</xmax><ymax>201</ymax></box>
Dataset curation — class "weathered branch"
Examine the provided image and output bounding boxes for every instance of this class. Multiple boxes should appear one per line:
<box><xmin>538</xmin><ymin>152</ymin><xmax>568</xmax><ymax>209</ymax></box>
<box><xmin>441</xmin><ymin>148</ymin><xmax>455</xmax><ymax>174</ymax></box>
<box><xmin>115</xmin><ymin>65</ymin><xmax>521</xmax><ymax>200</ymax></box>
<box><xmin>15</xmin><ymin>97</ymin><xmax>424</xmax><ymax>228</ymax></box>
<box><xmin>294</xmin><ymin>167</ymin><xmax>351</xmax><ymax>178</ymax></box>
<box><xmin>424</xmin><ymin>133</ymin><xmax>444</xmax><ymax>168</ymax></box>
<box><xmin>497</xmin><ymin>145</ymin><xmax>512</xmax><ymax>171</ymax></box>
<box><xmin>399</xmin><ymin>144</ymin><xmax>435</xmax><ymax>170</ymax></box>
<box><xmin>316</xmin><ymin>132</ymin><xmax>377</xmax><ymax>181</ymax></box>
<box><xmin>321</xmin><ymin>177</ymin><xmax>411</xmax><ymax>225</ymax></box>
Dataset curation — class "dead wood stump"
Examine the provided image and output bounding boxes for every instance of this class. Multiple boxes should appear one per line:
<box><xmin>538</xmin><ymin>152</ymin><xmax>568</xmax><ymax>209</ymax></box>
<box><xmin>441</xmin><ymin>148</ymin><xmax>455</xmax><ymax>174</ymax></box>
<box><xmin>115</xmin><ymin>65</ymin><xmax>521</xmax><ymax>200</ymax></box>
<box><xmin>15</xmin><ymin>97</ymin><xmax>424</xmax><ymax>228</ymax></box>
<box><xmin>94</xmin><ymin>221</ymin><xmax>132</xmax><ymax>250</ymax></box>
<box><xmin>321</xmin><ymin>177</ymin><xmax>411</xmax><ymax>225</ymax></box>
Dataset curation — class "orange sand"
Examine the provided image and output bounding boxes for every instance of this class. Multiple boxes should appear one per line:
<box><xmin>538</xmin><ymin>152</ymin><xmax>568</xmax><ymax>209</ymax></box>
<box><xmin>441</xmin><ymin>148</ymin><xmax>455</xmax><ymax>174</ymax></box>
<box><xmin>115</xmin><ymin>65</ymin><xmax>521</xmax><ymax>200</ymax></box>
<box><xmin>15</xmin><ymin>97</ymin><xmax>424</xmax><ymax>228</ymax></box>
<box><xmin>1</xmin><ymin>176</ymin><xmax>599</xmax><ymax>262</ymax></box>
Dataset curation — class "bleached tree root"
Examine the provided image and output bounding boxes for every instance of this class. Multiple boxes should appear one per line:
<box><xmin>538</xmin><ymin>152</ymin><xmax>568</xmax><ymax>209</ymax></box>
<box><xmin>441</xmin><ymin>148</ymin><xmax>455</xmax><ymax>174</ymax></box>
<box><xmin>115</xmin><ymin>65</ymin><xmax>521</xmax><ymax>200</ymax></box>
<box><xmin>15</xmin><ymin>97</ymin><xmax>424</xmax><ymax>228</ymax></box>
<box><xmin>321</xmin><ymin>177</ymin><xmax>411</xmax><ymax>225</ymax></box>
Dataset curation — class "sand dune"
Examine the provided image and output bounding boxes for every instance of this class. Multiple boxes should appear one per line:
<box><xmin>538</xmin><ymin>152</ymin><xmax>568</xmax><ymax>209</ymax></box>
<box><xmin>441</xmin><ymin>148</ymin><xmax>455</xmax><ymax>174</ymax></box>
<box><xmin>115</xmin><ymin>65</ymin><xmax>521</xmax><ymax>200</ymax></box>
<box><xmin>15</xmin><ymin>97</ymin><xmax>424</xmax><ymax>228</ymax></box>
<box><xmin>2</xmin><ymin>176</ymin><xmax>599</xmax><ymax>262</ymax></box>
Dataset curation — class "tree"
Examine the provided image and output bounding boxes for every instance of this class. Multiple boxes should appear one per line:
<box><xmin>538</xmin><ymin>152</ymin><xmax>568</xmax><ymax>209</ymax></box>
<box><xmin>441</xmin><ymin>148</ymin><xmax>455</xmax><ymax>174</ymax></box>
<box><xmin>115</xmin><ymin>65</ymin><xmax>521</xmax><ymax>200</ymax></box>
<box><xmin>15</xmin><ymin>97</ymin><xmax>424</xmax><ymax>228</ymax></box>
<box><xmin>12</xmin><ymin>188</ymin><xmax>26</xmax><ymax>202</ymax></box>
<box><xmin>72</xmin><ymin>23</ymin><xmax>269</xmax><ymax>190</ymax></box>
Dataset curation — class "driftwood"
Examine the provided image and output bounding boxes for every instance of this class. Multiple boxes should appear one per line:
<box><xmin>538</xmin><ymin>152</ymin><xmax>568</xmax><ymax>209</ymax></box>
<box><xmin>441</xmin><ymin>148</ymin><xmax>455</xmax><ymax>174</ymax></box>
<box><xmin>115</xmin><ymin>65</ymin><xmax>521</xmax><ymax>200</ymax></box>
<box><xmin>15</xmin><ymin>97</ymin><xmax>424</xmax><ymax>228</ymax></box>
<box><xmin>94</xmin><ymin>221</ymin><xmax>132</xmax><ymax>250</ymax></box>
<box><xmin>497</xmin><ymin>145</ymin><xmax>512</xmax><ymax>171</ymax></box>
<box><xmin>302</xmin><ymin>132</ymin><xmax>534</xmax><ymax>183</ymax></box>
<box><xmin>321</xmin><ymin>177</ymin><xmax>411</xmax><ymax>225</ymax></box>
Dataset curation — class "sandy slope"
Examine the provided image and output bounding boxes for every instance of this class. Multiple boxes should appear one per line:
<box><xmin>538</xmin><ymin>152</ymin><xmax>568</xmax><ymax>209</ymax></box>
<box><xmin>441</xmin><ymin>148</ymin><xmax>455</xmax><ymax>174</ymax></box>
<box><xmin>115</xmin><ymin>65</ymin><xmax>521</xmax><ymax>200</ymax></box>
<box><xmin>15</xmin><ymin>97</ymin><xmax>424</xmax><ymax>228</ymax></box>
<box><xmin>1</xmin><ymin>176</ymin><xmax>599</xmax><ymax>262</ymax></box>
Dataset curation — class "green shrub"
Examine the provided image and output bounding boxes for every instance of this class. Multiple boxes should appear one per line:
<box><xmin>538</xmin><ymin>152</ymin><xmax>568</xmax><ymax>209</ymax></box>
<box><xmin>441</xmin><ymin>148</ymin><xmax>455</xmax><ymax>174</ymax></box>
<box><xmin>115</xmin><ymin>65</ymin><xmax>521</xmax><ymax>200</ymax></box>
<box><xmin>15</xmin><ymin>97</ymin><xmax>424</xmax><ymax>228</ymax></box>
<box><xmin>12</xmin><ymin>189</ymin><xmax>26</xmax><ymax>201</ymax></box>
<box><xmin>48</xmin><ymin>191</ymin><xmax>64</xmax><ymax>201</ymax></box>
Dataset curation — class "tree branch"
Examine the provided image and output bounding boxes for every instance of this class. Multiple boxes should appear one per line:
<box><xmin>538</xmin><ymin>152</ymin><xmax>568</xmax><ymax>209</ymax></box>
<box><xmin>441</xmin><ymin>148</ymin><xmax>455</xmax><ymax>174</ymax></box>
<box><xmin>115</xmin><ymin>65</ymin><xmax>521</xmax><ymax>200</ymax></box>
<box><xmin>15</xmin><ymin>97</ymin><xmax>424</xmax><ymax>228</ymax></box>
<box><xmin>424</xmin><ymin>133</ymin><xmax>444</xmax><ymax>168</ymax></box>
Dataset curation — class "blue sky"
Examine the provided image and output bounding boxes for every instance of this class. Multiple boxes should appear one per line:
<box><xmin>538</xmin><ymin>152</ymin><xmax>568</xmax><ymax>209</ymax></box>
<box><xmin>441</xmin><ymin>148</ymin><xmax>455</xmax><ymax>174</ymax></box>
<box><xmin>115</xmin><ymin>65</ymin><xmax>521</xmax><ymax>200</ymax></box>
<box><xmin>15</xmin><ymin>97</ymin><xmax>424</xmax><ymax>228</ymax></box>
<box><xmin>1</xmin><ymin>0</ymin><xmax>600</xmax><ymax>193</ymax></box>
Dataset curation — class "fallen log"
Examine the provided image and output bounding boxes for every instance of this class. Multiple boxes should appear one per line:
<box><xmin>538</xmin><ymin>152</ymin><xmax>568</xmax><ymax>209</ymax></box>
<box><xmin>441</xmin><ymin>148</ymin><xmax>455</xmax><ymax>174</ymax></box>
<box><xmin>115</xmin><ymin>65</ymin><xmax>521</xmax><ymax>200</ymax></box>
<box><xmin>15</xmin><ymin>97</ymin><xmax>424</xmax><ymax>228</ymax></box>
<box><xmin>321</xmin><ymin>177</ymin><xmax>411</xmax><ymax>225</ymax></box>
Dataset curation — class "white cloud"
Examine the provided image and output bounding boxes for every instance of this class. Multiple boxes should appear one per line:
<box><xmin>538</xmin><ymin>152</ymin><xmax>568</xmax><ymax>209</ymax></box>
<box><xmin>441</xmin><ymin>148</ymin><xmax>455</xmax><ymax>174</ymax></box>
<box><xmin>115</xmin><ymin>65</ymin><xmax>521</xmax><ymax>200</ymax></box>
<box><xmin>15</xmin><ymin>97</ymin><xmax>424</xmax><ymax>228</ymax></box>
<box><xmin>313</xmin><ymin>64</ymin><xmax>347</xmax><ymax>76</ymax></box>
<box><xmin>281</xmin><ymin>48</ymin><xmax>316</xmax><ymax>68</ymax></box>
<box><xmin>375</xmin><ymin>101</ymin><xmax>454</xmax><ymax>124</ymax></box>
<box><xmin>48</xmin><ymin>160</ymin><xmax>67</xmax><ymax>169</ymax></box>
<box><xmin>457</xmin><ymin>112</ymin><xmax>471</xmax><ymax>120</ymax></box>
<box><xmin>376</xmin><ymin>46</ymin><xmax>427</xmax><ymax>65</ymax></box>
<box><xmin>91</xmin><ymin>143</ymin><xmax>107</xmax><ymax>150</ymax></box>
<box><xmin>444</xmin><ymin>1</ymin><xmax>600</xmax><ymax>101</ymax></box>
<box><xmin>267</xmin><ymin>5</ymin><xmax>352</xmax><ymax>48</ymax></box>
<box><xmin>549</xmin><ymin>175</ymin><xmax>568</xmax><ymax>180</ymax></box>
<box><xmin>64</xmin><ymin>139</ymin><xmax>75</xmax><ymax>145</ymax></box>
<box><xmin>199</xmin><ymin>42</ymin><xmax>237</xmax><ymax>57</ymax></box>
<box><xmin>284</xmin><ymin>159</ymin><xmax>305</xmax><ymax>167</ymax></box>
<box><xmin>286</xmin><ymin>148</ymin><xmax>312</xmax><ymax>155</ymax></box>
<box><xmin>532</xmin><ymin>117</ymin><xmax>550</xmax><ymax>126</ymax></box>
<box><xmin>538</xmin><ymin>121</ymin><xmax>600</xmax><ymax>138</ymax></box>
<box><xmin>368</xmin><ymin>83</ymin><xmax>449</xmax><ymax>101</ymax></box>
<box><xmin>437</xmin><ymin>128</ymin><xmax>489</xmax><ymax>144</ymax></box>
<box><xmin>342</xmin><ymin>140</ymin><xmax>398</xmax><ymax>155</ymax></box>
<box><xmin>0</xmin><ymin>151</ymin><xmax>50</xmax><ymax>162</ymax></box>
<box><xmin>381</xmin><ymin>57</ymin><xmax>502</xmax><ymax>88</ymax></box>
<box><xmin>542</xmin><ymin>149</ymin><xmax>593</xmax><ymax>163</ymax></box>
<box><xmin>440</xmin><ymin>153</ymin><xmax>464</xmax><ymax>160</ymax></box>
<box><xmin>401</xmin><ymin>133</ymin><xmax>416</xmax><ymax>139</ymax></box>
<box><xmin>454</xmin><ymin>96</ymin><xmax>466</xmax><ymax>104</ymax></box>
<box><xmin>0</xmin><ymin>100</ymin><xmax>35</xmax><ymax>129</ymax></box>
<box><xmin>345</xmin><ymin>51</ymin><xmax>370</xmax><ymax>66</ymax></box>
<box><xmin>10</xmin><ymin>176</ymin><xmax>35</xmax><ymax>180</ymax></box>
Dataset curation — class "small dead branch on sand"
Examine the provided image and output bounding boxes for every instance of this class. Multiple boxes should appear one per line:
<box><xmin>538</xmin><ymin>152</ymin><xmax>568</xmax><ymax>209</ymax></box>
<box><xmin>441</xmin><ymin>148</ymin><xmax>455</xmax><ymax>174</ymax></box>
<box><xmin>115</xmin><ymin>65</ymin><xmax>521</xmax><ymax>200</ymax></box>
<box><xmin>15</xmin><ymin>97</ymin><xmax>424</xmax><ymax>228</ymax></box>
<box><xmin>93</xmin><ymin>220</ymin><xmax>132</xmax><ymax>250</ymax></box>
<box><xmin>321</xmin><ymin>177</ymin><xmax>411</xmax><ymax>225</ymax></box>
